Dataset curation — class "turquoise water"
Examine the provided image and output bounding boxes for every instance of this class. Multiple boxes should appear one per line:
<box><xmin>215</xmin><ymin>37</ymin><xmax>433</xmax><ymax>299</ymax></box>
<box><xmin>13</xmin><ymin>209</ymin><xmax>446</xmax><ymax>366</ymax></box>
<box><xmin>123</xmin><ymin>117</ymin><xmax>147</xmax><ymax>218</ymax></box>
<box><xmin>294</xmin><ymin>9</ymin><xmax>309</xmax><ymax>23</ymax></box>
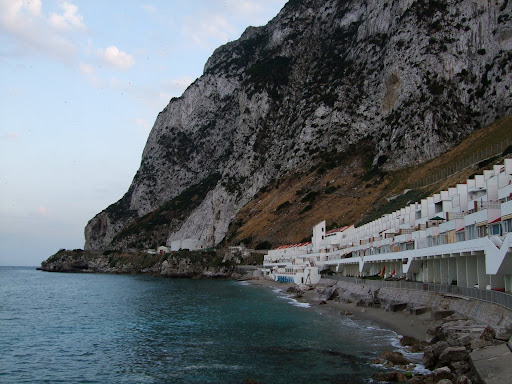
<box><xmin>0</xmin><ymin>267</ymin><xmax>399</xmax><ymax>383</ymax></box>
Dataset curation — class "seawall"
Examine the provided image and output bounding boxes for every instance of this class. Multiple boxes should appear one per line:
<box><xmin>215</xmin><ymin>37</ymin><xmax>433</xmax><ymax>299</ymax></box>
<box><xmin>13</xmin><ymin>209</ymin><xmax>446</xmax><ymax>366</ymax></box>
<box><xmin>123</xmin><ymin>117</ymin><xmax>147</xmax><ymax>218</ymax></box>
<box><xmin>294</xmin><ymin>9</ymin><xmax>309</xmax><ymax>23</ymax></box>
<box><xmin>317</xmin><ymin>278</ymin><xmax>512</xmax><ymax>384</ymax></box>
<box><xmin>321</xmin><ymin>278</ymin><xmax>512</xmax><ymax>333</ymax></box>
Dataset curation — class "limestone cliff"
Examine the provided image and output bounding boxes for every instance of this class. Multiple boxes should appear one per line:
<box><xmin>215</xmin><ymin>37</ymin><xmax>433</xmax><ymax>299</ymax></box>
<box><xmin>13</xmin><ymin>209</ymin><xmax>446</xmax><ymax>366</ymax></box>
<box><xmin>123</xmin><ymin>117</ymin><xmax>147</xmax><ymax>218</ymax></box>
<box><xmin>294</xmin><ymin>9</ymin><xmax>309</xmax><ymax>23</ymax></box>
<box><xmin>85</xmin><ymin>0</ymin><xmax>512</xmax><ymax>250</ymax></box>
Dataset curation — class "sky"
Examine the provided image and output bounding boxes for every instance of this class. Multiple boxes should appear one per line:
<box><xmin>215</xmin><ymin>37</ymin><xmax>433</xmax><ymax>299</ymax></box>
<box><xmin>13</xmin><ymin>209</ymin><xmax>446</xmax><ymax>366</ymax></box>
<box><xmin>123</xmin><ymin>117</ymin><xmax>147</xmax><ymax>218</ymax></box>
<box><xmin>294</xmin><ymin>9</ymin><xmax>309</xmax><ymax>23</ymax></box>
<box><xmin>0</xmin><ymin>0</ymin><xmax>288</xmax><ymax>266</ymax></box>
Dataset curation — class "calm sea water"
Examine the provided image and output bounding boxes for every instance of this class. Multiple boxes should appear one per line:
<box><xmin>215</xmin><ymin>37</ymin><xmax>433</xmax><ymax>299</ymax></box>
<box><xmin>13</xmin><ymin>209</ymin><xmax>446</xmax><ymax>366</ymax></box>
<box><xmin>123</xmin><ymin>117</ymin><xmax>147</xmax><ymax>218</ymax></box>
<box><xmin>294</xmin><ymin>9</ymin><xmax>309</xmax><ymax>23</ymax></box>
<box><xmin>0</xmin><ymin>267</ymin><xmax>401</xmax><ymax>383</ymax></box>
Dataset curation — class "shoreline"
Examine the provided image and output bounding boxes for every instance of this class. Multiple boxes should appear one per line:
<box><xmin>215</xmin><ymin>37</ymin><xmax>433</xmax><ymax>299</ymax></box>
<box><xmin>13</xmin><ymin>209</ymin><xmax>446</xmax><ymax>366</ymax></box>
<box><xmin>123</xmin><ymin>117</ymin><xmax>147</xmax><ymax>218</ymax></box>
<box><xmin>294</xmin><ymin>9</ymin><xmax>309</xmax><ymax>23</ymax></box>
<box><xmin>246</xmin><ymin>278</ymin><xmax>435</xmax><ymax>342</ymax></box>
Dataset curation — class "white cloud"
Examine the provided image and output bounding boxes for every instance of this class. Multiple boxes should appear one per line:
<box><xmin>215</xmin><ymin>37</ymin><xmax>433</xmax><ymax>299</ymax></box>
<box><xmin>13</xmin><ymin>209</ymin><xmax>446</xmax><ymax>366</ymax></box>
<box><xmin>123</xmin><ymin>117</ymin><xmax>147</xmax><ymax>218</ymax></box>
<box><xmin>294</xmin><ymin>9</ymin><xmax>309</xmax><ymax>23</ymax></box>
<box><xmin>183</xmin><ymin>13</ymin><xmax>235</xmax><ymax>49</ymax></box>
<box><xmin>0</xmin><ymin>0</ymin><xmax>85</xmax><ymax>62</ymax></box>
<box><xmin>79</xmin><ymin>61</ymin><xmax>94</xmax><ymax>75</ymax></box>
<box><xmin>78</xmin><ymin>61</ymin><xmax>105</xmax><ymax>87</ymax></box>
<box><xmin>96</xmin><ymin>46</ymin><xmax>135</xmax><ymax>70</ymax></box>
<box><xmin>25</xmin><ymin>0</ymin><xmax>42</xmax><ymax>16</ymax></box>
<box><xmin>49</xmin><ymin>1</ymin><xmax>86</xmax><ymax>31</ymax></box>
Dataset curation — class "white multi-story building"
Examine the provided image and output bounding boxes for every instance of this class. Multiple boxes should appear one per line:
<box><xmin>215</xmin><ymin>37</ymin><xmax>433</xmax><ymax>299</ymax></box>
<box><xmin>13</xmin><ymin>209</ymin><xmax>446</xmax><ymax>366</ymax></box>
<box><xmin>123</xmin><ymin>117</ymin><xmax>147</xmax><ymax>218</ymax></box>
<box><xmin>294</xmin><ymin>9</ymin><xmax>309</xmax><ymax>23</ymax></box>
<box><xmin>264</xmin><ymin>159</ymin><xmax>512</xmax><ymax>292</ymax></box>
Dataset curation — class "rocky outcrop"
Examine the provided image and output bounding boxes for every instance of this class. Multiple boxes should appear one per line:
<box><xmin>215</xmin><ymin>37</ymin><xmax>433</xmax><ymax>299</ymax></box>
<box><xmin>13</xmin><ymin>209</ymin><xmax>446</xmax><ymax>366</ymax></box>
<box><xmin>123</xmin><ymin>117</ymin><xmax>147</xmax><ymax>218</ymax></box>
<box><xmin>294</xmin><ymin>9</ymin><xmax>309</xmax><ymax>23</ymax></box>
<box><xmin>39</xmin><ymin>249</ymin><xmax>254</xmax><ymax>279</ymax></box>
<box><xmin>85</xmin><ymin>0</ymin><xmax>512</xmax><ymax>251</ymax></box>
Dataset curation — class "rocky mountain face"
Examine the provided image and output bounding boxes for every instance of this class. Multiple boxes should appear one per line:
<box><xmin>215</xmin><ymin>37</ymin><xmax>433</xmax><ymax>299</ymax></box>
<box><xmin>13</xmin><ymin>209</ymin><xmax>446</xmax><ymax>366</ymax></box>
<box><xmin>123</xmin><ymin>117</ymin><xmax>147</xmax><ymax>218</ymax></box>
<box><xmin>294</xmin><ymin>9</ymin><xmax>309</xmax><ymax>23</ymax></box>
<box><xmin>85</xmin><ymin>0</ymin><xmax>512</xmax><ymax>251</ymax></box>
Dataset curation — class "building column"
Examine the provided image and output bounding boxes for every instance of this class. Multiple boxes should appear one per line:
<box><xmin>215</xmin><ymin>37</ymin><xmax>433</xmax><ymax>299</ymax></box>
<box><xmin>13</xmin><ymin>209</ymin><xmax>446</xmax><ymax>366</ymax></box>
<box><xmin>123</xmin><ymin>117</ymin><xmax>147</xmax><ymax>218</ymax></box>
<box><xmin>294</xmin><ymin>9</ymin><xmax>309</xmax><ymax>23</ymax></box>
<box><xmin>466</xmin><ymin>256</ymin><xmax>478</xmax><ymax>288</ymax></box>
<box><xmin>434</xmin><ymin>258</ymin><xmax>442</xmax><ymax>284</ymax></box>
<box><xmin>440</xmin><ymin>258</ymin><xmax>449</xmax><ymax>284</ymax></box>
<box><xmin>427</xmin><ymin>259</ymin><xmax>435</xmax><ymax>283</ymax></box>
<box><xmin>448</xmin><ymin>257</ymin><xmax>457</xmax><ymax>285</ymax></box>
<box><xmin>456</xmin><ymin>256</ymin><xmax>467</xmax><ymax>287</ymax></box>
<box><xmin>477</xmin><ymin>254</ymin><xmax>490</xmax><ymax>289</ymax></box>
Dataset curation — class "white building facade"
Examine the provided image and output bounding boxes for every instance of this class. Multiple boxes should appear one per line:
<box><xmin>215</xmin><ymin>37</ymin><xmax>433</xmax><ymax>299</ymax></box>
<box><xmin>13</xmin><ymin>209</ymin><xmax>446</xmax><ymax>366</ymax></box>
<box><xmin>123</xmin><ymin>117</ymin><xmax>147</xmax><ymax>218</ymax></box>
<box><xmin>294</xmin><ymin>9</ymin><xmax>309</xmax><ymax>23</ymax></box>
<box><xmin>264</xmin><ymin>159</ymin><xmax>512</xmax><ymax>292</ymax></box>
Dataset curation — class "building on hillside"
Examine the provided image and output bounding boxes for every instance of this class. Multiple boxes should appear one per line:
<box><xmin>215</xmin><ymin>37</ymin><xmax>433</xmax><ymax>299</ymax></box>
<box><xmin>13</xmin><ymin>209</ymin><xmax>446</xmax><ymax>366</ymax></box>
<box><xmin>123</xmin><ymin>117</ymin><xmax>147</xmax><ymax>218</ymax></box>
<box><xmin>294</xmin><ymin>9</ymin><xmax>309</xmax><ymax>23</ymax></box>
<box><xmin>170</xmin><ymin>239</ymin><xmax>205</xmax><ymax>252</ymax></box>
<box><xmin>157</xmin><ymin>246</ymin><xmax>170</xmax><ymax>255</ymax></box>
<box><xmin>263</xmin><ymin>159</ymin><xmax>512</xmax><ymax>292</ymax></box>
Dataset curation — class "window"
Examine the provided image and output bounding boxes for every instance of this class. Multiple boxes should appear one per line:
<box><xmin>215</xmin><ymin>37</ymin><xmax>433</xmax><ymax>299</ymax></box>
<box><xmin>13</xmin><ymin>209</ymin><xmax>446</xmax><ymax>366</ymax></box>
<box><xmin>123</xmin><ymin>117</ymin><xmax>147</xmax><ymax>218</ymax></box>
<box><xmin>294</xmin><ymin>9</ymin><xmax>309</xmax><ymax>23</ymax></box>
<box><xmin>456</xmin><ymin>231</ymin><xmax>465</xmax><ymax>242</ymax></box>
<box><xmin>490</xmin><ymin>223</ymin><xmax>501</xmax><ymax>236</ymax></box>
<box><xmin>477</xmin><ymin>225</ymin><xmax>487</xmax><ymax>238</ymax></box>
<box><xmin>466</xmin><ymin>225</ymin><xmax>476</xmax><ymax>240</ymax></box>
<box><xmin>504</xmin><ymin>218</ymin><xmax>512</xmax><ymax>233</ymax></box>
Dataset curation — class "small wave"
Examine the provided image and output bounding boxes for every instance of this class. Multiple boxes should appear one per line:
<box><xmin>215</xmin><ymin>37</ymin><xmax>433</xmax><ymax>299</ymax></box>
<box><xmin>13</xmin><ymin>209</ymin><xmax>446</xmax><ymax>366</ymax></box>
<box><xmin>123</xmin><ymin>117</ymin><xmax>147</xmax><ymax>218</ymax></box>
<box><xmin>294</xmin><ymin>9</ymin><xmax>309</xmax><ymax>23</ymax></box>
<box><xmin>365</xmin><ymin>325</ymin><xmax>383</xmax><ymax>331</ymax></box>
<box><xmin>288</xmin><ymin>299</ymin><xmax>311</xmax><ymax>308</ymax></box>
<box><xmin>275</xmin><ymin>293</ymin><xmax>311</xmax><ymax>308</ymax></box>
<box><xmin>412</xmin><ymin>363</ymin><xmax>431</xmax><ymax>375</ymax></box>
<box><xmin>390</xmin><ymin>336</ymin><xmax>403</xmax><ymax>349</ymax></box>
<box><xmin>390</xmin><ymin>336</ymin><xmax>424</xmax><ymax>363</ymax></box>
<box><xmin>268</xmin><ymin>287</ymin><xmax>311</xmax><ymax>308</ymax></box>
<box><xmin>237</xmin><ymin>281</ymin><xmax>250</xmax><ymax>286</ymax></box>
<box><xmin>182</xmin><ymin>364</ymin><xmax>244</xmax><ymax>371</ymax></box>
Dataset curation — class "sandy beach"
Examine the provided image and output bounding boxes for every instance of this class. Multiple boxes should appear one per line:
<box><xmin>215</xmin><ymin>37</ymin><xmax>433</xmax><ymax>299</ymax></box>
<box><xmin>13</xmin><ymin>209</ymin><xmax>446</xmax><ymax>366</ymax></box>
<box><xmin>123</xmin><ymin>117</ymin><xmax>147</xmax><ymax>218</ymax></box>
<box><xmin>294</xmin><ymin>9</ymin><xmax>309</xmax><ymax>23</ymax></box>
<box><xmin>247</xmin><ymin>278</ymin><xmax>435</xmax><ymax>342</ymax></box>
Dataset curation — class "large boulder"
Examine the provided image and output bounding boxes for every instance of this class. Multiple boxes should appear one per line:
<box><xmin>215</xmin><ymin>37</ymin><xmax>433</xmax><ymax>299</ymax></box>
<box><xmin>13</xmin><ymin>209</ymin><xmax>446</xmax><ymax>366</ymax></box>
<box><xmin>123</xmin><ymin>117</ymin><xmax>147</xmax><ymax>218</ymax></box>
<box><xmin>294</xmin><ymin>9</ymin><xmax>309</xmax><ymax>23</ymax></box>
<box><xmin>371</xmin><ymin>371</ymin><xmax>408</xmax><ymax>382</ymax></box>
<box><xmin>433</xmin><ymin>367</ymin><xmax>454</xmax><ymax>382</ymax></box>
<box><xmin>316</xmin><ymin>286</ymin><xmax>339</xmax><ymax>301</ymax></box>
<box><xmin>400</xmin><ymin>335</ymin><xmax>427</xmax><ymax>352</ymax></box>
<box><xmin>379</xmin><ymin>351</ymin><xmax>410</xmax><ymax>365</ymax></box>
<box><xmin>423</xmin><ymin>341</ymin><xmax>449</xmax><ymax>369</ymax></box>
<box><xmin>286</xmin><ymin>284</ymin><xmax>308</xmax><ymax>298</ymax></box>
<box><xmin>437</xmin><ymin>346</ymin><xmax>469</xmax><ymax>367</ymax></box>
<box><xmin>436</xmin><ymin>380</ymin><xmax>453</xmax><ymax>384</ymax></box>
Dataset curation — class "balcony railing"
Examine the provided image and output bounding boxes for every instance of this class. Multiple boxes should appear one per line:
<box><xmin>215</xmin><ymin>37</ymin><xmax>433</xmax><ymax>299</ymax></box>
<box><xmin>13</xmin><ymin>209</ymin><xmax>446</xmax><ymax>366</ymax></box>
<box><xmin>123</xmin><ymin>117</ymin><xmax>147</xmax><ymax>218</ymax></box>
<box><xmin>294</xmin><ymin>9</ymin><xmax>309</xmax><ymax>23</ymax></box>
<box><xmin>478</xmin><ymin>201</ymin><xmax>501</xmax><ymax>209</ymax></box>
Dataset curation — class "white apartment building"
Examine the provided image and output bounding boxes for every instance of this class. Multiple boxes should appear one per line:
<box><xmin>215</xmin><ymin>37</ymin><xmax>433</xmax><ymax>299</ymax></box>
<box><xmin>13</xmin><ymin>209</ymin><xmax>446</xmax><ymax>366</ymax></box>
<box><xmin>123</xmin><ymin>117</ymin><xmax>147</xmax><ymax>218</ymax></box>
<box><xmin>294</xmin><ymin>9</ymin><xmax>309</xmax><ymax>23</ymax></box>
<box><xmin>264</xmin><ymin>159</ymin><xmax>512</xmax><ymax>292</ymax></box>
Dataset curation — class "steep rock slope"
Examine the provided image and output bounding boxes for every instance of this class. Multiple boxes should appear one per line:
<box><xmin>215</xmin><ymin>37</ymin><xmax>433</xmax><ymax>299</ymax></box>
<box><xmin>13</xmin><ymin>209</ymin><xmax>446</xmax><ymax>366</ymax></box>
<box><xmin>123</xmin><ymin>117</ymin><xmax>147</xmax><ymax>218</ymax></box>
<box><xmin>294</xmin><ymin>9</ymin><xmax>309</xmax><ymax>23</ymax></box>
<box><xmin>85</xmin><ymin>0</ymin><xmax>512</xmax><ymax>250</ymax></box>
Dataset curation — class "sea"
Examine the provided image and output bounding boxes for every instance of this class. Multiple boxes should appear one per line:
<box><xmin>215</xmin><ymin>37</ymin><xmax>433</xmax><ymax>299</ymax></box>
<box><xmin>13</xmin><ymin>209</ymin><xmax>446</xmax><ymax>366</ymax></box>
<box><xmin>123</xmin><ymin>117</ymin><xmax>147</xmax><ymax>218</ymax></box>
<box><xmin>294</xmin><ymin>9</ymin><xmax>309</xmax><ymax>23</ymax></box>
<box><xmin>0</xmin><ymin>267</ymin><xmax>411</xmax><ymax>384</ymax></box>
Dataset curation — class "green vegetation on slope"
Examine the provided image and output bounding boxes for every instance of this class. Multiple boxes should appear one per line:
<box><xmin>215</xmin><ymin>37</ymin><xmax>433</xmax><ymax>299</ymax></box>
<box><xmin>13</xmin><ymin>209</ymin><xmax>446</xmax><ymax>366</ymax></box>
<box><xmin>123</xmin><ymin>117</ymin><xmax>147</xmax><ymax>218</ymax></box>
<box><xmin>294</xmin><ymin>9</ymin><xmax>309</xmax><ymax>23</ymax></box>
<box><xmin>111</xmin><ymin>173</ymin><xmax>221</xmax><ymax>248</ymax></box>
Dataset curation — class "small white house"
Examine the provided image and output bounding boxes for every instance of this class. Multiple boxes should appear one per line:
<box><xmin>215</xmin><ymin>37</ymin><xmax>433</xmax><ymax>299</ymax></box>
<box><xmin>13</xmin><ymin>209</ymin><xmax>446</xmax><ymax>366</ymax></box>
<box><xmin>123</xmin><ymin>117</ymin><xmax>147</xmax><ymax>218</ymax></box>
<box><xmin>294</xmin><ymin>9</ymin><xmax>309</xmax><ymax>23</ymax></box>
<box><xmin>157</xmin><ymin>246</ymin><xmax>170</xmax><ymax>255</ymax></box>
<box><xmin>170</xmin><ymin>239</ymin><xmax>204</xmax><ymax>251</ymax></box>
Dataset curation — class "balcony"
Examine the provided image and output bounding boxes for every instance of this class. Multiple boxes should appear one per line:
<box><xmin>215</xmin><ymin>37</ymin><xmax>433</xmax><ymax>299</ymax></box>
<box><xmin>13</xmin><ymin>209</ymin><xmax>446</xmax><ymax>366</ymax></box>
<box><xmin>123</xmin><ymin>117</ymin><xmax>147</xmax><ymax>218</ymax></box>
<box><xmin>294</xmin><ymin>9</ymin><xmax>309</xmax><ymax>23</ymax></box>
<box><xmin>502</xmin><ymin>200</ymin><xmax>512</xmax><ymax>218</ymax></box>
<box><xmin>498</xmin><ymin>183</ymin><xmax>512</xmax><ymax>200</ymax></box>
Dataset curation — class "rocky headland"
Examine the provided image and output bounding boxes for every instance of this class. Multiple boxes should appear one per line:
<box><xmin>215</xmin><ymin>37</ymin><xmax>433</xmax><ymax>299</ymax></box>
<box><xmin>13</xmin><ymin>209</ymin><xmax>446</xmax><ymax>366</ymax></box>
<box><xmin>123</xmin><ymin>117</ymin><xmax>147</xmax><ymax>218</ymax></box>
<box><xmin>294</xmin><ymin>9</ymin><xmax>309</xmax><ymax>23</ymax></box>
<box><xmin>39</xmin><ymin>249</ymin><xmax>262</xmax><ymax>279</ymax></box>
